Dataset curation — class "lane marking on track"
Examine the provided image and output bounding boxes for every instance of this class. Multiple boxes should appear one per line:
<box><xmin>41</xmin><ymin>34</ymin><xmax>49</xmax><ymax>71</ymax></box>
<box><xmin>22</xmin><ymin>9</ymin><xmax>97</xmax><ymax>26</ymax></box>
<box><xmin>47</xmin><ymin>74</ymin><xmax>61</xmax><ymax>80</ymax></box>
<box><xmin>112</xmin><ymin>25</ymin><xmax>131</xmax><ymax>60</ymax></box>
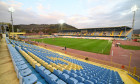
<box><xmin>121</xmin><ymin>55</ymin><xmax>128</xmax><ymax>57</ymax></box>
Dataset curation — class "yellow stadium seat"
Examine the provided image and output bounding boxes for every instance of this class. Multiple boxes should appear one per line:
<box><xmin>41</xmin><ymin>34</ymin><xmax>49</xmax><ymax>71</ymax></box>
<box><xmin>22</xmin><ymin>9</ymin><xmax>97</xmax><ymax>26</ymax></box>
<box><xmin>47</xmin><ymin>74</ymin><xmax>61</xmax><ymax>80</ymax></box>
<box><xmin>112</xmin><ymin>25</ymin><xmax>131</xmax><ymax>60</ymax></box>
<box><xmin>28</xmin><ymin>52</ymin><xmax>32</xmax><ymax>56</ymax></box>
<box><xmin>27</xmin><ymin>57</ymin><xmax>33</xmax><ymax>62</ymax></box>
<box><xmin>58</xmin><ymin>67</ymin><xmax>64</xmax><ymax>71</ymax></box>
<box><xmin>61</xmin><ymin>65</ymin><xmax>67</xmax><ymax>68</ymax></box>
<box><xmin>63</xmin><ymin>64</ymin><xmax>67</xmax><ymax>66</ymax></box>
<box><xmin>37</xmin><ymin>57</ymin><xmax>41</xmax><ymax>61</ymax></box>
<box><xmin>79</xmin><ymin>66</ymin><xmax>82</xmax><ymax>68</ymax></box>
<box><xmin>40</xmin><ymin>59</ymin><xmax>44</xmax><ymax>64</ymax></box>
<box><xmin>41</xmin><ymin>60</ymin><xmax>46</xmax><ymax>66</ymax></box>
<box><xmin>35</xmin><ymin>63</ymin><xmax>41</xmax><ymax>68</ymax></box>
<box><xmin>76</xmin><ymin>67</ymin><xmax>80</xmax><ymax>70</ymax></box>
<box><xmin>32</xmin><ymin>54</ymin><xmax>36</xmax><ymax>58</ymax></box>
<box><xmin>52</xmin><ymin>63</ymin><xmax>56</xmax><ymax>67</ymax></box>
<box><xmin>71</xmin><ymin>67</ymin><xmax>76</xmax><ymax>69</ymax></box>
<box><xmin>75</xmin><ymin>66</ymin><xmax>79</xmax><ymax>69</ymax></box>
<box><xmin>67</xmin><ymin>65</ymin><xmax>72</xmax><ymax>67</ymax></box>
<box><xmin>58</xmin><ymin>63</ymin><xmax>62</xmax><ymax>67</ymax></box>
<box><xmin>36</xmin><ymin>57</ymin><xmax>40</xmax><ymax>62</ymax></box>
<box><xmin>79</xmin><ymin>66</ymin><xmax>83</xmax><ymax>69</ymax></box>
<box><xmin>31</xmin><ymin>61</ymin><xmax>38</xmax><ymax>68</ymax></box>
<box><xmin>42</xmin><ymin>62</ymin><xmax>48</xmax><ymax>67</ymax></box>
<box><xmin>34</xmin><ymin>56</ymin><xmax>37</xmax><ymax>60</ymax></box>
<box><xmin>46</xmin><ymin>65</ymin><xmax>52</xmax><ymax>69</ymax></box>
<box><xmin>54</xmin><ymin>64</ymin><xmax>57</xmax><ymax>68</ymax></box>
<box><xmin>71</xmin><ymin>65</ymin><xmax>75</xmax><ymax>67</ymax></box>
<box><xmin>49</xmin><ymin>67</ymin><xmax>57</xmax><ymax>72</ymax></box>
<box><xmin>65</xmin><ymin>67</ymin><xmax>71</xmax><ymax>71</ymax></box>
<box><xmin>44</xmin><ymin>63</ymin><xmax>49</xmax><ymax>69</ymax></box>
<box><xmin>71</xmin><ymin>68</ymin><xmax>76</xmax><ymax>70</ymax></box>
<box><xmin>56</xmin><ymin>65</ymin><xmax>61</xmax><ymax>69</ymax></box>
<box><xmin>50</xmin><ymin>62</ymin><xmax>53</xmax><ymax>65</ymax></box>
<box><xmin>37</xmin><ymin>59</ymin><xmax>42</xmax><ymax>64</ymax></box>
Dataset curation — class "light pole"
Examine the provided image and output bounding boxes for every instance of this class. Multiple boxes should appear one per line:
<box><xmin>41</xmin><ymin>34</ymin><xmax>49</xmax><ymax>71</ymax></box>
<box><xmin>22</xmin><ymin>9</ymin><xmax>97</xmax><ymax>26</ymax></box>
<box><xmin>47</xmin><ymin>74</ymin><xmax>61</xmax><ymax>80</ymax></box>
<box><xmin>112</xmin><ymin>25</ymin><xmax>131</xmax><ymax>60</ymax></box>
<box><xmin>58</xmin><ymin>19</ymin><xmax>65</xmax><ymax>30</ymax></box>
<box><xmin>58</xmin><ymin>19</ymin><xmax>66</xmax><ymax>53</ymax></box>
<box><xmin>131</xmin><ymin>5</ymin><xmax>138</xmax><ymax>38</ymax></box>
<box><xmin>8</xmin><ymin>7</ymin><xmax>15</xmax><ymax>32</ymax></box>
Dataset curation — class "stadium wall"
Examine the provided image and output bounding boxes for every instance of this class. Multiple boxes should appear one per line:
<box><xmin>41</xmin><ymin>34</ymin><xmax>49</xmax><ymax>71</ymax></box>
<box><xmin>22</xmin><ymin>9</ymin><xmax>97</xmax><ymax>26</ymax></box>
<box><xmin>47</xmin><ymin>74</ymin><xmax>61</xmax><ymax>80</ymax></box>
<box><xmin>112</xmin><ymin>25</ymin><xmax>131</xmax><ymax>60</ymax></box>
<box><xmin>127</xmin><ymin>31</ymin><xmax>132</xmax><ymax>39</ymax></box>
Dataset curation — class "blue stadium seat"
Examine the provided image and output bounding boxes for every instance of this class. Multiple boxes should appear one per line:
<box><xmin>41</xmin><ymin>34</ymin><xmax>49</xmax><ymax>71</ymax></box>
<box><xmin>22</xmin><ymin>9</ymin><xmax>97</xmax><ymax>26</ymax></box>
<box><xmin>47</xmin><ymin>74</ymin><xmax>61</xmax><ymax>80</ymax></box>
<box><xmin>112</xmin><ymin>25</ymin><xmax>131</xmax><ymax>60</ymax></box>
<box><xmin>52</xmin><ymin>79</ymin><xmax>66</xmax><ymax>84</ymax></box>
<box><xmin>36</xmin><ymin>79</ymin><xmax>48</xmax><ymax>84</ymax></box>
<box><xmin>17</xmin><ymin>64</ymin><xmax>28</xmax><ymax>77</ymax></box>
<box><xmin>77</xmin><ymin>83</ymin><xmax>84</xmax><ymax>84</ymax></box>
<box><xmin>84</xmin><ymin>80</ymin><xmax>94</xmax><ymax>84</ymax></box>
<box><xmin>23</xmin><ymin>74</ymin><xmax>38</xmax><ymax>84</ymax></box>
<box><xmin>59</xmin><ymin>73</ymin><xmax>70</xmax><ymax>82</ymax></box>
<box><xmin>35</xmin><ymin>81</ymin><xmax>42</xmax><ymax>84</ymax></box>
<box><xmin>89</xmin><ymin>78</ymin><xmax>98</xmax><ymax>84</ymax></box>
<box><xmin>45</xmin><ymin>73</ymin><xmax>58</xmax><ymax>83</ymax></box>
<box><xmin>44</xmin><ymin>69</ymin><xmax>51</xmax><ymax>76</ymax></box>
<box><xmin>69</xmin><ymin>73</ymin><xmax>77</xmax><ymax>78</ymax></box>
<box><xmin>16</xmin><ymin>61</ymin><xmax>25</xmax><ymax>66</ymax></box>
<box><xmin>75</xmin><ymin>76</ymin><xmax>85</xmax><ymax>82</ymax></box>
<box><xmin>53</xmin><ymin>69</ymin><xmax>62</xmax><ymax>77</ymax></box>
<box><xmin>82</xmin><ymin>75</ymin><xmax>89</xmax><ymax>80</ymax></box>
<box><xmin>98</xmin><ymin>81</ymin><xmax>107</xmax><ymax>84</ymax></box>
<box><xmin>63</xmin><ymin>70</ymin><xmax>70</xmax><ymax>74</ymax></box>
<box><xmin>71</xmin><ymin>70</ymin><xmax>77</xmax><ymax>73</ymax></box>
<box><xmin>67</xmin><ymin>77</ymin><xmax>78</xmax><ymax>84</ymax></box>
<box><xmin>76</xmin><ymin>72</ymin><xmax>83</xmax><ymax>76</ymax></box>
<box><xmin>19</xmin><ymin>68</ymin><xmax>32</xmax><ymax>77</ymax></box>
<box><xmin>35</xmin><ymin>65</ymin><xmax>46</xmax><ymax>77</ymax></box>
<box><xmin>38</xmin><ymin>66</ymin><xmax>46</xmax><ymax>77</ymax></box>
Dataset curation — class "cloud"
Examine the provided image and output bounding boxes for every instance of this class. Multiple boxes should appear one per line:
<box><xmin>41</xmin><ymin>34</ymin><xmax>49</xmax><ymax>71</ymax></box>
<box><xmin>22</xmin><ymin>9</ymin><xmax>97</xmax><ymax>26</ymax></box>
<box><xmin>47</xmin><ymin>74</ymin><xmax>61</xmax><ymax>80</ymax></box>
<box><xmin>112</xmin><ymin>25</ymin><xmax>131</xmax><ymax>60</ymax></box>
<box><xmin>36</xmin><ymin>4</ymin><xmax>46</xmax><ymax>15</ymax></box>
<box><xmin>37</xmin><ymin>4</ymin><xmax>45</xmax><ymax>10</ymax></box>
<box><xmin>26</xmin><ymin>7</ymin><xmax>33</xmax><ymax>11</ymax></box>
<box><xmin>0</xmin><ymin>0</ymin><xmax>140</xmax><ymax>29</ymax></box>
<box><xmin>83</xmin><ymin>0</ymin><xmax>140</xmax><ymax>29</ymax></box>
<box><xmin>5</xmin><ymin>0</ymin><xmax>23</xmax><ymax>9</ymax></box>
<box><xmin>0</xmin><ymin>1</ymin><xmax>59</xmax><ymax>24</ymax></box>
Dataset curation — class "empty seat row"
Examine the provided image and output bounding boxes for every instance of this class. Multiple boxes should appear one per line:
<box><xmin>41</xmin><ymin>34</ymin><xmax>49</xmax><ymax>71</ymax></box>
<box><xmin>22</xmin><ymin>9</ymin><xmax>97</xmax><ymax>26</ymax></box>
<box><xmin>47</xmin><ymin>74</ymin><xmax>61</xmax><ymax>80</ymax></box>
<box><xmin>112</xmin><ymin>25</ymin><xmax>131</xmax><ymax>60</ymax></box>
<box><xmin>6</xmin><ymin>40</ymin><xmax>47</xmax><ymax>84</ymax></box>
<box><xmin>8</xmin><ymin>39</ymin><xmax>124</xmax><ymax>84</ymax></box>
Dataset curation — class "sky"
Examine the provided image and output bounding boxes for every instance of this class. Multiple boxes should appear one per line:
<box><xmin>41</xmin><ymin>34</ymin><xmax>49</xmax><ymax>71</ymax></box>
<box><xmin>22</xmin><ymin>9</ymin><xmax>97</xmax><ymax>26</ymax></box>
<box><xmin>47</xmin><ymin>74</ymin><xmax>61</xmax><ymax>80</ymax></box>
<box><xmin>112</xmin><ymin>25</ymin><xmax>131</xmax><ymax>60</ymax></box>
<box><xmin>0</xmin><ymin>0</ymin><xmax>140</xmax><ymax>29</ymax></box>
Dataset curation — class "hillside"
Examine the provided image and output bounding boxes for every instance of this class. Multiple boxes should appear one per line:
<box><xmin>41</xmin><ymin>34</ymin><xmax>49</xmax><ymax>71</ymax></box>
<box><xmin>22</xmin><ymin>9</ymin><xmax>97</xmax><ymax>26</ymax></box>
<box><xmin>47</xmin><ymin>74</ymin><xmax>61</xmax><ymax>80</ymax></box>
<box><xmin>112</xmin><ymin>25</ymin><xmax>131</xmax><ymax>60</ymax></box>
<box><xmin>14</xmin><ymin>23</ymin><xmax>77</xmax><ymax>33</ymax></box>
<box><xmin>134</xmin><ymin>29</ymin><xmax>140</xmax><ymax>34</ymax></box>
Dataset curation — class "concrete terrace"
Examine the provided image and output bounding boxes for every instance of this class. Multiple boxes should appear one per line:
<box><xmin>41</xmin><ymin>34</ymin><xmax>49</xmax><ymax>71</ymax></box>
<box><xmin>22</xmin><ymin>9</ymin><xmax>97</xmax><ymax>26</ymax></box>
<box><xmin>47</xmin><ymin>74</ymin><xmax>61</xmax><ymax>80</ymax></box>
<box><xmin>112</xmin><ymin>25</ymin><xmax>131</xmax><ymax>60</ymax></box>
<box><xmin>0</xmin><ymin>38</ymin><xmax>19</xmax><ymax>84</ymax></box>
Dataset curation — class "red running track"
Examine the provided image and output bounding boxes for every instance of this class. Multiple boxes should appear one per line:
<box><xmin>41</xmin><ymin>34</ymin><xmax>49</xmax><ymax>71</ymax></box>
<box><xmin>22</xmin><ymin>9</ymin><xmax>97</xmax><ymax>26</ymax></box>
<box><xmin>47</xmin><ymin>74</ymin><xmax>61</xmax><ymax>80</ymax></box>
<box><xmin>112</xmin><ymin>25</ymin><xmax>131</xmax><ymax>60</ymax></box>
<box><xmin>33</xmin><ymin>40</ymin><xmax>140</xmax><ymax>68</ymax></box>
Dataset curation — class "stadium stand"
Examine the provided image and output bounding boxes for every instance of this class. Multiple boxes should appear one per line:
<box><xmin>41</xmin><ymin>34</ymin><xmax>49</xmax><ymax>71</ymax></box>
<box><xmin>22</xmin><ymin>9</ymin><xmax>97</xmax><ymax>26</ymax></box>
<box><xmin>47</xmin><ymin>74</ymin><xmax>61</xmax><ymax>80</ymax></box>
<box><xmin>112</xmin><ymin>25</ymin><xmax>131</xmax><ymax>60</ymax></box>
<box><xmin>58</xmin><ymin>26</ymin><xmax>132</xmax><ymax>40</ymax></box>
<box><xmin>6</xmin><ymin>38</ymin><xmax>124</xmax><ymax>84</ymax></box>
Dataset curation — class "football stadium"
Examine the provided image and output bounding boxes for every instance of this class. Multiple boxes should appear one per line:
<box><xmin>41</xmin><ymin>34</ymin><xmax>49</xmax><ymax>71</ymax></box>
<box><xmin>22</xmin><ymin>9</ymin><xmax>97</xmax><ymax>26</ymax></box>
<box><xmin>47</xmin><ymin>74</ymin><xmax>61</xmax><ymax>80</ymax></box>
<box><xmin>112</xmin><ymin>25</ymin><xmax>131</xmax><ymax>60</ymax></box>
<box><xmin>1</xmin><ymin>23</ymin><xmax>140</xmax><ymax>84</ymax></box>
<box><xmin>0</xmin><ymin>0</ymin><xmax>140</xmax><ymax>84</ymax></box>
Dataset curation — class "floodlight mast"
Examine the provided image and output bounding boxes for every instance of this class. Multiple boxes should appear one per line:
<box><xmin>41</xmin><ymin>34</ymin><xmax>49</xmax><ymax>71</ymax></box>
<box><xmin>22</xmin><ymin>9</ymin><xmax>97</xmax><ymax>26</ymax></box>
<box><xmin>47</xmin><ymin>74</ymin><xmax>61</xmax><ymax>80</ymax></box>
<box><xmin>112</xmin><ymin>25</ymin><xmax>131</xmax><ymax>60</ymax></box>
<box><xmin>8</xmin><ymin>7</ymin><xmax>15</xmax><ymax>32</ymax></box>
<box><xmin>58</xmin><ymin>19</ymin><xmax>65</xmax><ymax>30</ymax></box>
<box><xmin>131</xmin><ymin>5</ymin><xmax>138</xmax><ymax>38</ymax></box>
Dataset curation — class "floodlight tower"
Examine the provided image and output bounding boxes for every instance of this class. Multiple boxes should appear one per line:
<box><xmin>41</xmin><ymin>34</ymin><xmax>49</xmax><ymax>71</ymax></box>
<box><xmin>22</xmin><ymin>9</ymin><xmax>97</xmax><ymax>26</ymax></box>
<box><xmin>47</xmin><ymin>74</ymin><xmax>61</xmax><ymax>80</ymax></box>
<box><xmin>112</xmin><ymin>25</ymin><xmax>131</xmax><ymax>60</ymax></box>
<box><xmin>8</xmin><ymin>7</ymin><xmax>15</xmax><ymax>32</ymax></box>
<box><xmin>58</xmin><ymin>19</ymin><xmax>65</xmax><ymax>30</ymax></box>
<box><xmin>131</xmin><ymin>5</ymin><xmax>138</xmax><ymax>38</ymax></box>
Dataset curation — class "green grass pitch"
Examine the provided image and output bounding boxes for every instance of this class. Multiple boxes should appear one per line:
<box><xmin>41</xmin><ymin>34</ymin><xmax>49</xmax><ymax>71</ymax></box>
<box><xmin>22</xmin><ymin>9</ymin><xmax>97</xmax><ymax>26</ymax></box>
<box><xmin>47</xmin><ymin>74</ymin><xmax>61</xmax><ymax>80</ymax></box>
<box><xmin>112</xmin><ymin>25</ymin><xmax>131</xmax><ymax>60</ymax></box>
<box><xmin>32</xmin><ymin>38</ymin><xmax>112</xmax><ymax>55</ymax></box>
<box><xmin>120</xmin><ymin>45</ymin><xmax>140</xmax><ymax>50</ymax></box>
